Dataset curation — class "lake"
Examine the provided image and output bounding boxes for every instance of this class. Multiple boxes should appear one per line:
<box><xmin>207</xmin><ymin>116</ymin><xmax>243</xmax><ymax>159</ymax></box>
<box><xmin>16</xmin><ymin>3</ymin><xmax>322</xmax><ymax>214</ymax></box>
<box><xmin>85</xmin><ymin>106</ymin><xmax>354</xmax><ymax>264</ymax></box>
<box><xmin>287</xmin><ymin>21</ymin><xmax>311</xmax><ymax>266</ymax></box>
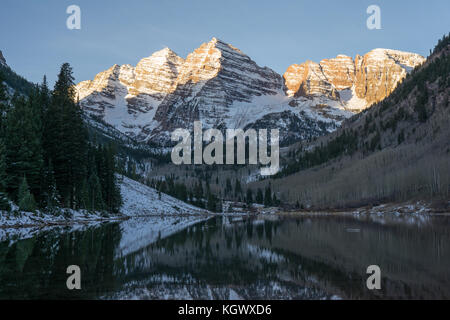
<box><xmin>0</xmin><ymin>214</ymin><xmax>449</xmax><ymax>299</ymax></box>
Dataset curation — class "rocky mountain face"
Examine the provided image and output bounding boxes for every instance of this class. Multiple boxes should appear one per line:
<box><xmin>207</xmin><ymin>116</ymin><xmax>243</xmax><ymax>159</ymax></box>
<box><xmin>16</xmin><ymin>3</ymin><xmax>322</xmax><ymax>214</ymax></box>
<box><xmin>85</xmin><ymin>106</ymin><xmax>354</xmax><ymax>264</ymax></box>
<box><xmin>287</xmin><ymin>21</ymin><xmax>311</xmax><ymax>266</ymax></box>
<box><xmin>148</xmin><ymin>38</ymin><xmax>287</xmax><ymax>143</ymax></box>
<box><xmin>284</xmin><ymin>49</ymin><xmax>425</xmax><ymax>112</ymax></box>
<box><xmin>269</xmin><ymin>36</ymin><xmax>450</xmax><ymax>208</ymax></box>
<box><xmin>0</xmin><ymin>50</ymin><xmax>36</xmax><ymax>96</ymax></box>
<box><xmin>76</xmin><ymin>39</ymin><xmax>424</xmax><ymax>146</ymax></box>
<box><xmin>0</xmin><ymin>51</ymin><xmax>6</xmax><ymax>66</ymax></box>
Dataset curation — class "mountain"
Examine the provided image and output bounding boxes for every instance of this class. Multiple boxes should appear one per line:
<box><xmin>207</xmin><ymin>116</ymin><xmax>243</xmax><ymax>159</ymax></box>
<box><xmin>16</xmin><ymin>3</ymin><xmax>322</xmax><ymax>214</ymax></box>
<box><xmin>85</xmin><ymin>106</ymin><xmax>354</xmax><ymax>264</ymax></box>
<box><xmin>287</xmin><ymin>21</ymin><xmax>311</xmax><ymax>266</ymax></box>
<box><xmin>284</xmin><ymin>49</ymin><xmax>425</xmax><ymax>112</ymax></box>
<box><xmin>76</xmin><ymin>38</ymin><xmax>424</xmax><ymax>146</ymax></box>
<box><xmin>263</xmin><ymin>34</ymin><xmax>450</xmax><ymax>209</ymax></box>
<box><xmin>0</xmin><ymin>50</ymin><xmax>36</xmax><ymax>95</ymax></box>
<box><xmin>0</xmin><ymin>51</ymin><xmax>6</xmax><ymax>67</ymax></box>
<box><xmin>76</xmin><ymin>38</ymin><xmax>293</xmax><ymax>145</ymax></box>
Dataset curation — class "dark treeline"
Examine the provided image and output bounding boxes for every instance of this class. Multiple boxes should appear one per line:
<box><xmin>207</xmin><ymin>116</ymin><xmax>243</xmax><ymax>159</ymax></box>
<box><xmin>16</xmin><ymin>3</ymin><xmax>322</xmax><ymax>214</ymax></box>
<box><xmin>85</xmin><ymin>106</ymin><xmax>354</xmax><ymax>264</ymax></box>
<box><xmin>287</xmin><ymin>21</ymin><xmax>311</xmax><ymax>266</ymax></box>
<box><xmin>0</xmin><ymin>63</ymin><xmax>122</xmax><ymax>214</ymax></box>
<box><xmin>0</xmin><ymin>62</ymin><xmax>35</xmax><ymax>96</ymax></box>
<box><xmin>148</xmin><ymin>173</ymin><xmax>280</xmax><ymax>213</ymax></box>
<box><xmin>150</xmin><ymin>175</ymin><xmax>223</xmax><ymax>212</ymax></box>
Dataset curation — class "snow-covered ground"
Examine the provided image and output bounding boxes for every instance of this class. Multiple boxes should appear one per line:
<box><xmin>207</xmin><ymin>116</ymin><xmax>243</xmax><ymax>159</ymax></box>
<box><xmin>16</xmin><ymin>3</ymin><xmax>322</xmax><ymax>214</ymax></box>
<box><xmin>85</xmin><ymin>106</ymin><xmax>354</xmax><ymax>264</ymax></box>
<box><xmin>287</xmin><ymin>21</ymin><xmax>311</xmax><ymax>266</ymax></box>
<box><xmin>119</xmin><ymin>175</ymin><xmax>208</xmax><ymax>216</ymax></box>
<box><xmin>0</xmin><ymin>204</ymin><xmax>119</xmax><ymax>230</ymax></box>
<box><xmin>350</xmin><ymin>201</ymin><xmax>433</xmax><ymax>225</ymax></box>
<box><xmin>278</xmin><ymin>201</ymin><xmax>438</xmax><ymax>226</ymax></box>
<box><xmin>116</xmin><ymin>175</ymin><xmax>212</xmax><ymax>256</ymax></box>
<box><xmin>0</xmin><ymin>175</ymin><xmax>212</xmax><ymax>243</ymax></box>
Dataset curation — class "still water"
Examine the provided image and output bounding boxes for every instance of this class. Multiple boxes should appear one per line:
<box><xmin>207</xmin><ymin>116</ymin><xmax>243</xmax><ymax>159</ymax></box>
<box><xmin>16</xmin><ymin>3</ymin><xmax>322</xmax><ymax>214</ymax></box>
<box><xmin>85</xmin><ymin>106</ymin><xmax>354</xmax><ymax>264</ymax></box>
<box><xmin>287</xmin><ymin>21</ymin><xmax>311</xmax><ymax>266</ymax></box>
<box><xmin>0</xmin><ymin>214</ymin><xmax>449</xmax><ymax>299</ymax></box>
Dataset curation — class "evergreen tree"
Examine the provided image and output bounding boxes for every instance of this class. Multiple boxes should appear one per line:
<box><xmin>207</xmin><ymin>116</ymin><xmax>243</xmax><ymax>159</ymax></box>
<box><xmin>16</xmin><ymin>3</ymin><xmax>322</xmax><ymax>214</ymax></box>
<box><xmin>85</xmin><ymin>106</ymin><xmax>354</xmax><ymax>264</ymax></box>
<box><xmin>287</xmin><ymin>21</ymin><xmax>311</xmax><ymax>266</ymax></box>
<box><xmin>0</xmin><ymin>73</ymin><xmax>9</xmax><ymax>210</ymax></box>
<box><xmin>0</xmin><ymin>71</ymin><xmax>9</xmax><ymax>132</ymax></box>
<box><xmin>4</xmin><ymin>94</ymin><xmax>43</xmax><ymax>200</ymax></box>
<box><xmin>0</xmin><ymin>191</ymin><xmax>9</xmax><ymax>211</ymax></box>
<box><xmin>264</xmin><ymin>186</ymin><xmax>272</xmax><ymax>207</ymax></box>
<box><xmin>38</xmin><ymin>76</ymin><xmax>50</xmax><ymax>119</ymax></box>
<box><xmin>0</xmin><ymin>139</ymin><xmax>10</xmax><ymax>211</ymax></box>
<box><xmin>0</xmin><ymin>72</ymin><xmax>7</xmax><ymax>101</ymax></box>
<box><xmin>256</xmin><ymin>188</ymin><xmax>264</xmax><ymax>204</ymax></box>
<box><xmin>194</xmin><ymin>181</ymin><xmax>204</xmax><ymax>208</ymax></box>
<box><xmin>101</xmin><ymin>144</ymin><xmax>122</xmax><ymax>213</ymax></box>
<box><xmin>42</xmin><ymin>160</ymin><xmax>61</xmax><ymax>213</ymax></box>
<box><xmin>126</xmin><ymin>159</ymin><xmax>137</xmax><ymax>180</ymax></box>
<box><xmin>234</xmin><ymin>179</ymin><xmax>242</xmax><ymax>198</ymax></box>
<box><xmin>207</xmin><ymin>193</ymin><xmax>218</xmax><ymax>212</ymax></box>
<box><xmin>0</xmin><ymin>65</ymin><xmax>122</xmax><ymax>215</ymax></box>
<box><xmin>225</xmin><ymin>178</ymin><xmax>232</xmax><ymax>195</ymax></box>
<box><xmin>246</xmin><ymin>188</ymin><xmax>253</xmax><ymax>205</ymax></box>
<box><xmin>18</xmin><ymin>176</ymin><xmax>37</xmax><ymax>212</ymax></box>
<box><xmin>44</xmin><ymin>63</ymin><xmax>88</xmax><ymax>208</ymax></box>
<box><xmin>272</xmin><ymin>193</ymin><xmax>279</xmax><ymax>206</ymax></box>
<box><xmin>88</xmin><ymin>172</ymin><xmax>105</xmax><ymax>211</ymax></box>
<box><xmin>79</xmin><ymin>179</ymin><xmax>90</xmax><ymax>211</ymax></box>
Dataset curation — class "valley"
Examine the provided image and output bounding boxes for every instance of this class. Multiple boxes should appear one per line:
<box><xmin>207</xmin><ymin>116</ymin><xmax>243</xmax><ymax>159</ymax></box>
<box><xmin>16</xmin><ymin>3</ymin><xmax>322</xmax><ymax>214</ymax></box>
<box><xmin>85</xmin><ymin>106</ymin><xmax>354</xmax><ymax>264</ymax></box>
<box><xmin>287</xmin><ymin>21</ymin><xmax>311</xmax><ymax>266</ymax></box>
<box><xmin>0</xmin><ymin>31</ymin><xmax>449</xmax><ymax>301</ymax></box>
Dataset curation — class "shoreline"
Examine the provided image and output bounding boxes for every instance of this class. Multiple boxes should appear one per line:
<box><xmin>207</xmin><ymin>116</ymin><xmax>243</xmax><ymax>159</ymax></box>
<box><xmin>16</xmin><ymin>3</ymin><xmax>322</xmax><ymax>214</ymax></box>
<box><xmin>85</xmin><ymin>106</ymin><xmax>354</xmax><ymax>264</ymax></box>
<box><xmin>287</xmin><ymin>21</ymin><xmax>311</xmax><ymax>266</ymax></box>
<box><xmin>278</xmin><ymin>200</ymin><xmax>450</xmax><ymax>216</ymax></box>
<box><xmin>0</xmin><ymin>211</ymin><xmax>215</xmax><ymax>230</ymax></box>
<box><xmin>1</xmin><ymin>200</ymin><xmax>448</xmax><ymax>231</ymax></box>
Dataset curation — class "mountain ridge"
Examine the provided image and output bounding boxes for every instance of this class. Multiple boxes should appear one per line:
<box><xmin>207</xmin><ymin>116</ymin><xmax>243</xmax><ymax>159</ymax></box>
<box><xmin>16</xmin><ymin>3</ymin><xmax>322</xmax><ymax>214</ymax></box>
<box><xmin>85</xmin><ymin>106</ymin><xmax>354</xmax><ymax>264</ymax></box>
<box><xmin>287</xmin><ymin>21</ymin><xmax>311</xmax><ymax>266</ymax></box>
<box><xmin>263</xmin><ymin>35</ymin><xmax>450</xmax><ymax>209</ymax></box>
<box><xmin>75</xmin><ymin>37</ymin><xmax>424</xmax><ymax>146</ymax></box>
<box><xmin>284</xmin><ymin>48</ymin><xmax>425</xmax><ymax>110</ymax></box>
<box><xmin>0</xmin><ymin>50</ymin><xmax>6</xmax><ymax>66</ymax></box>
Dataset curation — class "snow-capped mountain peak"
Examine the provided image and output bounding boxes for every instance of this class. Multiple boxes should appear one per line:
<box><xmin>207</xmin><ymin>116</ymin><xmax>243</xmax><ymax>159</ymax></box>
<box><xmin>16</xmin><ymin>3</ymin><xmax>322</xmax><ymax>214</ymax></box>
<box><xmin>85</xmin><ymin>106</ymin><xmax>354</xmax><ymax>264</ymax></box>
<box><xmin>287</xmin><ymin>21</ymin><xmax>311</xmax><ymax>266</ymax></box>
<box><xmin>284</xmin><ymin>48</ymin><xmax>425</xmax><ymax>112</ymax></box>
<box><xmin>75</xmin><ymin>40</ymin><xmax>424</xmax><ymax>146</ymax></box>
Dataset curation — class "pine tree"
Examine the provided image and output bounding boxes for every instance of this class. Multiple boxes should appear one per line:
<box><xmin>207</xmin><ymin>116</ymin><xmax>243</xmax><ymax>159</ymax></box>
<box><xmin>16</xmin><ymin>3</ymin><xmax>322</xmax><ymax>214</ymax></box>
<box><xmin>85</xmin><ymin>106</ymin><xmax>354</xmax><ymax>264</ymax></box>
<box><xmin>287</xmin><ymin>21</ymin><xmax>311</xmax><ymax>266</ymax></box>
<box><xmin>0</xmin><ymin>71</ymin><xmax>9</xmax><ymax>132</ymax></box>
<box><xmin>98</xmin><ymin>144</ymin><xmax>122</xmax><ymax>213</ymax></box>
<box><xmin>0</xmin><ymin>71</ymin><xmax>7</xmax><ymax>100</ymax></box>
<box><xmin>42</xmin><ymin>160</ymin><xmax>61</xmax><ymax>213</ymax></box>
<box><xmin>207</xmin><ymin>193</ymin><xmax>217</xmax><ymax>212</ymax></box>
<box><xmin>225</xmin><ymin>178</ymin><xmax>232</xmax><ymax>195</ymax></box>
<box><xmin>246</xmin><ymin>188</ymin><xmax>253</xmax><ymax>205</ymax></box>
<box><xmin>45</xmin><ymin>63</ymin><xmax>88</xmax><ymax>208</ymax></box>
<box><xmin>88</xmin><ymin>172</ymin><xmax>105</xmax><ymax>211</ymax></box>
<box><xmin>264</xmin><ymin>186</ymin><xmax>272</xmax><ymax>207</ymax></box>
<box><xmin>0</xmin><ymin>191</ymin><xmax>9</xmax><ymax>211</ymax></box>
<box><xmin>272</xmin><ymin>193</ymin><xmax>279</xmax><ymax>206</ymax></box>
<box><xmin>18</xmin><ymin>176</ymin><xmax>37</xmax><ymax>212</ymax></box>
<box><xmin>194</xmin><ymin>181</ymin><xmax>204</xmax><ymax>208</ymax></box>
<box><xmin>234</xmin><ymin>179</ymin><xmax>242</xmax><ymax>198</ymax></box>
<box><xmin>4</xmin><ymin>94</ymin><xmax>43</xmax><ymax>200</ymax></box>
<box><xmin>1</xmin><ymin>65</ymin><xmax>122</xmax><ymax>215</ymax></box>
<box><xmin>79</xmin><ymin>179</ymin><xmax>90</xmax><ymax>211</ymax></box>
<box><xmin>38</xmin><ymin>76</ymin><xmax>50</xmax><ymax>119</ymax></box>
<box><xmin>256</xmin><ymin>188</ymin><xmax>264</xmax><ymax>204</ymax></box>
<box><xmin>0</xmin><ymin>139</ymin><xmax>10</xmax><ymax>211</ymax></box>
<box><xmin>126</xmin><ymin>159</ymin><xmax>137</xmax><ymax>180</ymax></box>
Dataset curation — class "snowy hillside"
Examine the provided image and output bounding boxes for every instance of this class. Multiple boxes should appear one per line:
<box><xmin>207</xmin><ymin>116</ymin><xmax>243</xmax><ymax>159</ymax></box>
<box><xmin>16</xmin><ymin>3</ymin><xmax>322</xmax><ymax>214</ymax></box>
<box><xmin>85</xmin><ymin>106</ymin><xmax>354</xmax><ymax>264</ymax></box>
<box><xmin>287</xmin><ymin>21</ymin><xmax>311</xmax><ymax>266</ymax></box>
<box><xmin>0</xmin><ymin>175</ymin><xmax>210</xmax><ymax>232</ymax></box>
<box><xmin>119</xmin><ymin>175</ymin><xmax>209</xmax><ymax>216</ymax></box>
<box><xmin>116</xmin><ymin>175</ymin><xmax>211</xmax><ymax>256</ymax></box>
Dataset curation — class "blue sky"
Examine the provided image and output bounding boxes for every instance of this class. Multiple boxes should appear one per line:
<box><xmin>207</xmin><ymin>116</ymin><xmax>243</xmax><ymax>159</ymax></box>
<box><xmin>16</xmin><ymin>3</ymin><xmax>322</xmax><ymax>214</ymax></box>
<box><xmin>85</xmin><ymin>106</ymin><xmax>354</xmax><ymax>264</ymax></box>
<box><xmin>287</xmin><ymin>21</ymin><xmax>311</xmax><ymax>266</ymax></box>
<box><xmin>1</xmin><ymin>0</ymin><xmax>449</xmax><ymax>86</ymax></box>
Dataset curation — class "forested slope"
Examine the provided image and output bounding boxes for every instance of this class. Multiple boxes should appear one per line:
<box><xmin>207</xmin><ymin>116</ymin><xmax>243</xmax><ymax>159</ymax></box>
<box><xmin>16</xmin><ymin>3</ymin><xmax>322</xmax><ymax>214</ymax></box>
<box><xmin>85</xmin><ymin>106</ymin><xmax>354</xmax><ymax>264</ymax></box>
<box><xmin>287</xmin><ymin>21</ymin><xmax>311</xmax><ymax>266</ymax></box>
<box><xmin>262</xmin><ymin>34</ymin><xmax>450</xmax><ymax>209</ymax></box>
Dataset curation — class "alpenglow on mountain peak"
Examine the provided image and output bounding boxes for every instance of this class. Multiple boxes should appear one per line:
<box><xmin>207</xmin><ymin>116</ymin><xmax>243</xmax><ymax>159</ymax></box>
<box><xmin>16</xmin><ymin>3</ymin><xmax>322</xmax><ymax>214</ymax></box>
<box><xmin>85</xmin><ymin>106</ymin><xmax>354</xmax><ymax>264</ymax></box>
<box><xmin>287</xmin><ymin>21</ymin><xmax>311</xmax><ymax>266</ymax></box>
<box><xmin>75</xmin><ymin>39</ymin><xmax>424</xmax><ymax>146</ymax></box>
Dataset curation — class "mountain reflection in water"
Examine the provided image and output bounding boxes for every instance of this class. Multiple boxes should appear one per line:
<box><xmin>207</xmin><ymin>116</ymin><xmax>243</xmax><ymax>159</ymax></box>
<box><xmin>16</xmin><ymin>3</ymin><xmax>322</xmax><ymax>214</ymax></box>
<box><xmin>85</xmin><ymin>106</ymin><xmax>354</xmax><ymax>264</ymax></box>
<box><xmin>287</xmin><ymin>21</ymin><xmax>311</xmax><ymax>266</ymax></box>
<box><xmin>0</xmin><ymin>214</ymin><xmax>449</xmax><ymax>299</ymax></box>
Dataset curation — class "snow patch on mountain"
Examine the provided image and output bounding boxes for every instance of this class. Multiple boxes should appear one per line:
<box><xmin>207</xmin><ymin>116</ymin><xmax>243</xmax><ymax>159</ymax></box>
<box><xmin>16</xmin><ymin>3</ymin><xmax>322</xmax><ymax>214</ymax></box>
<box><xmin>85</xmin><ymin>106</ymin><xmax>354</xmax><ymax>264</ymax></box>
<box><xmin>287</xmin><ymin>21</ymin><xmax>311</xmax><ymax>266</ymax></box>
<box><xmin>76</xmin><ymin>39</ymin><xmax>425</xmax><ymax>146</ymax></box>
<box><xmin>119</xmin><ymin>175</ymin><xmax>209</xmax><ymax>216</ymax></box>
